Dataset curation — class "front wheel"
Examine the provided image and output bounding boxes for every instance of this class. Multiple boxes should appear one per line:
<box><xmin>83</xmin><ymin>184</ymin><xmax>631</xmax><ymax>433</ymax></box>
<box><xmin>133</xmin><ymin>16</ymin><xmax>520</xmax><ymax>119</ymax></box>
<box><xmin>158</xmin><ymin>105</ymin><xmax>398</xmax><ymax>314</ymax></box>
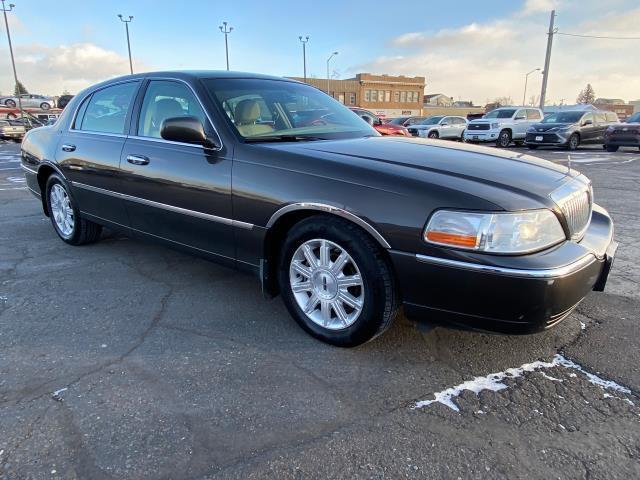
<box><xmin>527</xmin><ymin>144</ymin><xmax>539</xmax><ymax>150</ymax></box>
<box><xmin>278</xmin><ymin>216</ymin><xmax>399</xmax><ymax>347</ymax></box>
<box><xmin>496</xmin><ymin>129</ymin><xmax>511</xmax><ymax>148</ymax></box>
<box><xmin>5</xmin><ymin>99</ymin><xmax>16</xmax><ymax>108</ymax></box>
<box><xmin>605</xmin><ymin>145</ymin><xmax>619</xmax><ymax>152</ymax></box>
<box><xmin>427</xmin><ymin>130</ymin><xmax>439</xmax><ymax>139</ymax></box>
<box><xmin>46</xmin><ymin>174</ymin><xmax>102</xmax><ymax>245</ymax></box>
<box><xmin>566</xmin><ymin>133</ymin><xmax>580</xmax><ymax>151</ymax></box>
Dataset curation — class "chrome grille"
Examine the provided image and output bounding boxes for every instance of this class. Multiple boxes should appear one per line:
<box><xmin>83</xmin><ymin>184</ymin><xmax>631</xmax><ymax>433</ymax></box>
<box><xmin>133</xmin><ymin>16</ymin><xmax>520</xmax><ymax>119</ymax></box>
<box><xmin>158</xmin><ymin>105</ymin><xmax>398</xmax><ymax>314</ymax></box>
<box><xmin>550</xmin><ymin>176</ymin><xmax>593</xmax><ymax>240</ymax></box>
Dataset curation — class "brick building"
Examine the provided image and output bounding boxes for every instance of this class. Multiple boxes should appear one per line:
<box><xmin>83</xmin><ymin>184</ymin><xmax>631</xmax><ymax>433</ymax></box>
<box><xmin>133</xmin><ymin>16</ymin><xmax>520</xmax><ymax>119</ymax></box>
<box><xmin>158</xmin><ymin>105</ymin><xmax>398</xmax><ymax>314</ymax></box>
<box><xmin>290</xmin><ymin>73</ymin><xmax>425</xmax><ymax>118</ymax></box>
<box><xmin>593</xmin><ymin>100</ymin><xmax>634</xmax><ymax>121</ymax></box>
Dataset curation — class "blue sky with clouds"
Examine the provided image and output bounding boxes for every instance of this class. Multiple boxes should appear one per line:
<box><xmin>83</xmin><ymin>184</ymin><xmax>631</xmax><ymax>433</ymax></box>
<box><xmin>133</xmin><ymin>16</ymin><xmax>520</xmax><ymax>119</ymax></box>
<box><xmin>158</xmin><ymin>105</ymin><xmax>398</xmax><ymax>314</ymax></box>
<box><xmin>2</xmin><ymin>0</ymin><xmax>639</xmax><ymax>104</ymax></box>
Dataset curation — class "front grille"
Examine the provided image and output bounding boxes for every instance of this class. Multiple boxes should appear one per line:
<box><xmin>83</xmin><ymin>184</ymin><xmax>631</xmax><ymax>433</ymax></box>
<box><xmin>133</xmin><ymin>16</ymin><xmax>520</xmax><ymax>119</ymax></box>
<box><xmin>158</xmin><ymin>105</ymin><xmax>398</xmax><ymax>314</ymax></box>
<box><xmin>550</xmin><ymin>177</ymin><xmax>593</xmax><ymax>240</ymax></box>
<box><xmin>613</xmin><ymin>129</ymin><xmax>639</xmax><ymax>134</ymax></box>
<box><xmin>408</xmin><ymin>128</ymin><xmax>419</xmax><ymax>137</ymax></box>
<box><xmin>468</xmin><ymin>123</ymin><xmax>490</xmax><ymax>131</ymax></box>
<box><xmin>526</xmin><ymin>132</ymin><xmax>559</xmax><ymax>143</ymax></box>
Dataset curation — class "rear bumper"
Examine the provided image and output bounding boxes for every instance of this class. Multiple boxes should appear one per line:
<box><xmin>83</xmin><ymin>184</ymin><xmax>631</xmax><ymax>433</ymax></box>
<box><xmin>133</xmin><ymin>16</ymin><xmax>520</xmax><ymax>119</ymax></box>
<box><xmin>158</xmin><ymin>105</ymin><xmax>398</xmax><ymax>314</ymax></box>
<box><xmin>389</xmin><ymin>205</ymin><xmax>616</xmax><ymax>334</ymax></box>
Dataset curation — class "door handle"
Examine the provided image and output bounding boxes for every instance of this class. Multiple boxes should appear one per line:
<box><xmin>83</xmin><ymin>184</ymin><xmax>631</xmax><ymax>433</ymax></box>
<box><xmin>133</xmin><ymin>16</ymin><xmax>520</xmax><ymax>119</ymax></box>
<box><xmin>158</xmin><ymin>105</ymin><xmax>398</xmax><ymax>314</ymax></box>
<box><xmin>126</xmin><ymin>154</ymin><xmax>150</xmax><ymax>166</ymax></box>
<box><xmin>61</xmin><ymin>144</ymin><xmax>76</xmax><ymax>152</ymax></box>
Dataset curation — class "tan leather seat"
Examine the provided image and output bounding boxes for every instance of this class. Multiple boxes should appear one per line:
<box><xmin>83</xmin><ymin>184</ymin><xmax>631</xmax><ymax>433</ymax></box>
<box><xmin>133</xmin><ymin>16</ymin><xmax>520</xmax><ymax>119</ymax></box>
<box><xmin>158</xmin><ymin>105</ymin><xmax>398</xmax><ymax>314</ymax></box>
<box><xmin>142</xmin><ymin>98</ymin><xmax>185</xmax><ymax>138</ymax></box>
<box><xmin>235</xmin><ymin>99</ymin><xmax>274</xmax><ymax>137</ymax></box>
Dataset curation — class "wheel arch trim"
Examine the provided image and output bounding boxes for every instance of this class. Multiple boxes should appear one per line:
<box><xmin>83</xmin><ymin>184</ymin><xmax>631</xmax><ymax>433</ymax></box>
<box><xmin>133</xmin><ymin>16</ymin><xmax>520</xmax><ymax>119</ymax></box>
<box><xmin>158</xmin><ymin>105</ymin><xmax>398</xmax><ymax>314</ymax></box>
<box><xmin>266</xmin><ymin>202</ymin><xmax>392</xmax><ymax>249</ymax></box>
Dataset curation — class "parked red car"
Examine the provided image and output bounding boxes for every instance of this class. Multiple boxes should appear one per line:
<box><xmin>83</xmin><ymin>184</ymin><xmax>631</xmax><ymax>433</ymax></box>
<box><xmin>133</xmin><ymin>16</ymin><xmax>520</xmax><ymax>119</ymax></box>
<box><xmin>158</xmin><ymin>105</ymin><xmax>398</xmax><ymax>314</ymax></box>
<box><xmin>349</xmin><ymin>107</ymin><xmax>409</xmax><ymax>136</ymax></box>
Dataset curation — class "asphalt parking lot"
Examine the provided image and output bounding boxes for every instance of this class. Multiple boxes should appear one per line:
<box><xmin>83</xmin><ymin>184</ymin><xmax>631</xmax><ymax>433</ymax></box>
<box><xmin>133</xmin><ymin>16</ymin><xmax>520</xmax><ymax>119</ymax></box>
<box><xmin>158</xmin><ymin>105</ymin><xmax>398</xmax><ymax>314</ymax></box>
<box><xmin>1</xmin><ymin>140</ymin><xmax>639</xmax><ymax>479</ymax></box>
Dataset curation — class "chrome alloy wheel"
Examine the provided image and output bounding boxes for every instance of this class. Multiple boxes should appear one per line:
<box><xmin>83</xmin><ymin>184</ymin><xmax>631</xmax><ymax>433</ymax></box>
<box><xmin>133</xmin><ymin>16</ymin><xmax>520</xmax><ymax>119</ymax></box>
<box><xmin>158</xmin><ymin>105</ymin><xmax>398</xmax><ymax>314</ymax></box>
<box><xmin>50</xmin><ymin>184</ymin><xmax>74</xmax><ymax>237</ymax></box>
<box><xmin>289</xmin><ymin>239</ymin><xmax>365</xmax><ymax>330</ymax></box>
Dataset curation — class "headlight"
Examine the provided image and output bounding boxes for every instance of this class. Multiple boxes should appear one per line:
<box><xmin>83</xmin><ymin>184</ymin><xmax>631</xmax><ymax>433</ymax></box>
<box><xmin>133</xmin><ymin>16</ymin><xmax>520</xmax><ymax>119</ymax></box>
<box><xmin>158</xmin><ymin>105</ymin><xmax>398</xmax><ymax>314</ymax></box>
<box><xmin>491</xmin><ymin>122</ymin><xmax>500</xmax><ymax>129</ymax></box>
<box><xmin>424</xmin><ymin>209</ymin><xmax>565</xmax><ymax>254</ymax></box>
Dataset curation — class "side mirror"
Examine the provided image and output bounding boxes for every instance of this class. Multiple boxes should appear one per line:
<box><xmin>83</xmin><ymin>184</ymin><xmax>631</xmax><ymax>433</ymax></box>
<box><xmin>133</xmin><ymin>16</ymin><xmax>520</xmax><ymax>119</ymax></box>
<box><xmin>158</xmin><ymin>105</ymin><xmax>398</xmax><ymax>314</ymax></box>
<box><xmin>515</xmin><ymin>115</ymin><xmax>526</xmax><ymax>120</ymax></box>
<box><xmin>440</xmin><ymin>122</ymin><xmax>449</xmax><ymax>126</ymax></box>
<box><xmin>375</xmin><ymin>118</ymin><xmax>383</xmax><ymax>126</ymax></box>
<box><xmin>161</xmin><ymin>116</ymin><xmax>218</xmax><ymax>149</ymax></box>
<box><xmin>582</xmin><ymin>119</ymin><xmax>593</xmax><ymax>126</ymax></box>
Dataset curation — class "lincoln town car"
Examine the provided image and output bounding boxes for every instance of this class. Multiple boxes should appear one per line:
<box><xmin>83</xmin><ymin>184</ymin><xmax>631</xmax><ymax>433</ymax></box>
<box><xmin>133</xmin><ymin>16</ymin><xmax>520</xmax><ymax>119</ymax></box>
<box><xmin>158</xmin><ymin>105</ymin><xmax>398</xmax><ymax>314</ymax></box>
<box><xmin>21</xmin><ymin>71</ymin><xmax>617</xmax><ymax>347</ymax></box>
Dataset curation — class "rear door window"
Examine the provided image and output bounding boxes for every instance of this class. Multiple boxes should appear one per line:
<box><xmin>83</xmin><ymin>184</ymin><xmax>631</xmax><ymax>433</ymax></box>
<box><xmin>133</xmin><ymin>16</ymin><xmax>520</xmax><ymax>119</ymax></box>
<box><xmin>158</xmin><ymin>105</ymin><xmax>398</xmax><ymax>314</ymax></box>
<box><xmin>526</xmin><ymin>109</ymin><xmax>542</xmax><ymax>120</ymax></box>
<box><xmin>76</xmin><ymin>82</ymin><xmax>139</xmax><ymax>134</ymax></box>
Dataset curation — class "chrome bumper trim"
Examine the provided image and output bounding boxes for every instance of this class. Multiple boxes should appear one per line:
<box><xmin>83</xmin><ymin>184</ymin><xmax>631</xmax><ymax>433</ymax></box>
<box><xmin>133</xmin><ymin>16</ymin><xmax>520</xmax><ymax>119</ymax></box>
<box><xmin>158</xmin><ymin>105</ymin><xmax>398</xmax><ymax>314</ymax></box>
<box><xmin>21</xmin><ymin>164</ymin><xmax>38</xmax><ymax>174</ymax></box>
<box><xmin>415</xmin><ymin>253</ymin><xmax>597</xmax><ymax>279</ymax></box>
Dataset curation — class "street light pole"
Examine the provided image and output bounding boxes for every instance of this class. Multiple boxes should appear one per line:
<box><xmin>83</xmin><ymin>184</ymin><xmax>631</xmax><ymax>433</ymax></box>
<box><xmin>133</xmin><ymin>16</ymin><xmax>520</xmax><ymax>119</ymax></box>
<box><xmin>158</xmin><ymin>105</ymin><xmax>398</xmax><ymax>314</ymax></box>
<box><xmin>117</xmin><ymin>14</ymin><xmax>134</xmax><ymax>74</ymax></box>
<box><xmin>523</xmin><ymin>68</ymin><xmax>541</xmax><ymax>106</ymax></box>
<box><xmin>298</xmin><ymin>35</ymin><xmax>309</xmax><ymax>82</ymax></box>
<box><xmin>1</xmin><ymin>0</ymin><xmax>24</xmax><ymax>123</ymax></box>
<box><xmin>539</xmin><ymin>9</ymin><xmax>556</xmax><ymax>110</ymax></box>
<box><xmin>219</xmin><ymin>21</ymin><xmax>233</xmax><ymax>71</ymax></box>
<box><xmin>326</xmin><ymin>51</ymin><xmax>338</xmax><ymax>96</ymax></box>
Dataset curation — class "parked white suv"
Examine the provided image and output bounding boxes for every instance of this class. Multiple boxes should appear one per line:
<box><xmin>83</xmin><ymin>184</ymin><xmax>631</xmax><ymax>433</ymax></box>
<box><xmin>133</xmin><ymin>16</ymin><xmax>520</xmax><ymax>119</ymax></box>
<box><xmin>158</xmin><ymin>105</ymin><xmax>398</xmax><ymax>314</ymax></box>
<box><xmin>464</xmin><ymin>107</ymin><xmax>544</xmax><ymax>147</ymax></box>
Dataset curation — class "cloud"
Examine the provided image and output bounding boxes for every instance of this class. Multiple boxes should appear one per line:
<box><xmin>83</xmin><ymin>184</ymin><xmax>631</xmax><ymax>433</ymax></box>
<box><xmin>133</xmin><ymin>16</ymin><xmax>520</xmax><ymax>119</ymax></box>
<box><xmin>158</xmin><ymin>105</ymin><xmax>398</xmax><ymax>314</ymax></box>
<box><xmin>352</xmin><ymin>1</ymin><xmax>640</xmax><ymax>106</ymax></box>
<box><xmin>0</xmin><ymin>42</ymin><xmax>152</xmax><ymax>95</ymax></box>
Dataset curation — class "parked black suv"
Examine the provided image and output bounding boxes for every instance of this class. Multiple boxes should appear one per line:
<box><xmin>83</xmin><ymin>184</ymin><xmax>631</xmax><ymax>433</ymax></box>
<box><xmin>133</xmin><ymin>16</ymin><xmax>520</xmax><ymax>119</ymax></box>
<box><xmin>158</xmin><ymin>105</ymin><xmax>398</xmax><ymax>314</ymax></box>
<box><xmin>604</xmin><ymin>112</ymin><xmax>640</xmax><ymax>152</ymax></box>
<box><xmin>526</xmin><ymin>110</ymin><xmax>619</xmax><ymax>150</ymax></box>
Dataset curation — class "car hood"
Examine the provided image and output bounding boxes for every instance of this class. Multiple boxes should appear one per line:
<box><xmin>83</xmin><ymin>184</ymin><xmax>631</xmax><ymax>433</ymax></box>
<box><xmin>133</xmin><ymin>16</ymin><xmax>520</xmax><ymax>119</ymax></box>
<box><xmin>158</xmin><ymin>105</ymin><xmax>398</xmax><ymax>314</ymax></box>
<box><xmin>260</xmin><ymin>136</ymin><xmax>573</xmax><ymax>210</ymax></box>
<box><xmin>531</xmin><ymin>122</ymin><xmax>577</xmax><ymax>131</ymax></box>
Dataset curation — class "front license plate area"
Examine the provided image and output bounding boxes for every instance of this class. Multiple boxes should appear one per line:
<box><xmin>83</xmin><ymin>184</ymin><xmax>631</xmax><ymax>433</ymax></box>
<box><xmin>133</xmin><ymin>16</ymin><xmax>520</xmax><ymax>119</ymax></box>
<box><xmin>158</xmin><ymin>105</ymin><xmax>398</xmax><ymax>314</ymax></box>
<box><xmin>535</xmin><ymin>135</ymin><xmax>543</xmax><ymax>141</ymax></box>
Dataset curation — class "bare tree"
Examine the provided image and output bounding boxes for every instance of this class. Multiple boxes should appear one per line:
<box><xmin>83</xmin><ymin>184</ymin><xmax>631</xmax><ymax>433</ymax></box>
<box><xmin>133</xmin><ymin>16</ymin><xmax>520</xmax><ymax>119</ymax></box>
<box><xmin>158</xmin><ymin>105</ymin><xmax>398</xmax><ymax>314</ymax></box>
<box><xmin>491</xmin><ymin>96</ymin><xmax>514</xmax><ymax>108</ymax></box>
<box><xmin>576</xmin><ymin>84</ymin><xmax>596</xmax><ymax>104</ymax></box>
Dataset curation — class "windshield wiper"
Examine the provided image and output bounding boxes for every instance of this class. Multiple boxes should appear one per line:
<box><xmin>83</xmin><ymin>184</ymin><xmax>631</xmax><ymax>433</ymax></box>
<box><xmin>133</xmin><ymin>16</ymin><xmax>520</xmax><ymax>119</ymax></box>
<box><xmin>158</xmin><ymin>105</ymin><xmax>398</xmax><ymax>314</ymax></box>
<box><xmin>244</xmin><ymin>134</ymin><xmax>327</xmax><ymax>143</ymax></box>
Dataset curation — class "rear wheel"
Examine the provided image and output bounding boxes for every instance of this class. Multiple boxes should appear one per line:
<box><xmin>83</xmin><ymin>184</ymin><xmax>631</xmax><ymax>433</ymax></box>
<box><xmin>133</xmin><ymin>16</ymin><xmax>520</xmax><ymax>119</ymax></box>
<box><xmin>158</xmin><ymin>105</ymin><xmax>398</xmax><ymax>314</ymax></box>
<box><xmin>605</xmin><ymin>145</ymin><xmax>619</xmax><ymax>152</ymax></box>
<box><xmin>278</xmin><ymin>216</ymin><xmax>399</xmax><ymax>347</ymax></box>
<box><xmin>40</xmin><ymin>102</ymin><xmax>51</xmax><ymax>110</ymax></box>
<box><xmin>427</xmin><ymin>130</ymin><xmax>439</xmax><ymax>139</ymax></box>
<box><xmin>46</xmin><ymin>174</ymin><xmax>102</xmax><ymax>245</ymax></box>
<box><xmin>566</xmin><ymin>133</ymin><xmax>580</xmax><ymax>151</ymax></box>
<box><xmin>496</xmin><ymin>129</ymin><xmax>511</xmax><ymax>148</ymax></box>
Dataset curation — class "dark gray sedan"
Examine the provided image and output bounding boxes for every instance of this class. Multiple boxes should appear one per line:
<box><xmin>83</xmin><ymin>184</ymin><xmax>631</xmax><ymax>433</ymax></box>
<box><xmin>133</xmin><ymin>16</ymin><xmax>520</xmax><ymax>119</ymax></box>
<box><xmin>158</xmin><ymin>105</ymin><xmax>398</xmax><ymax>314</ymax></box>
<box><xmin>20</xmin><ymin>71</ymin><xmax>616</xmax><ymax>347</ymax></box>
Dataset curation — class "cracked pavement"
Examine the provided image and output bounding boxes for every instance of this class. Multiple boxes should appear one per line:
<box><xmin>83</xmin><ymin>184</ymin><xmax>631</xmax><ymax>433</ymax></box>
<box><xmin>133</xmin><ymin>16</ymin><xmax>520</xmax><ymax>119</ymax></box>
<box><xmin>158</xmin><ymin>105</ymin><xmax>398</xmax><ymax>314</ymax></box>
<box><xmin>0</xmin><ymin>142</ymin><xmax>639</xmax><ymax>479</ymax></box>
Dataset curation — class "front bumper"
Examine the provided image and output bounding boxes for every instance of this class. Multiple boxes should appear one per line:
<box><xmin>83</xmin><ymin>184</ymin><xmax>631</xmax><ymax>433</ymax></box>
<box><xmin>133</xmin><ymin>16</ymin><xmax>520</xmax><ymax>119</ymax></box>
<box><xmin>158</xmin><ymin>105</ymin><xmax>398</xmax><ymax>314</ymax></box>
<box><xmin>463</xmin><ymin>130</ymin><xmax>498</xmax><ymax>142</ymax></box>
<box><xmin>525</xmin><ymin>131</ymin><xmax>569</xmax><ymax>146</ymax></box>
<box><xmin>390</xmin><ymin>204</ymin><xmax>616</xmax><ymax>334</ymax></box>
<box><xmin>605</xmin><ymin>135</ymin><xmax>640</xmax><ymax>147</ymax></box>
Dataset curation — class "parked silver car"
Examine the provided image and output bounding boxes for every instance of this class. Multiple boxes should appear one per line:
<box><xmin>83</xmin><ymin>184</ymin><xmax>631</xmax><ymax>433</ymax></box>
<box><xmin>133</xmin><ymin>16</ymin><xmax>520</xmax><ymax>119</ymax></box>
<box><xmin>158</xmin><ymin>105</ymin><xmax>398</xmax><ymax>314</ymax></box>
<box><xmin>406</xmin><ymin>115</ymin><xmax>468</xmax><ymax>140</ymax></box>
<box><xmin>0</xmin><ymin>94</ymin><xmax>54</xmax><ymax>110</ymax></box>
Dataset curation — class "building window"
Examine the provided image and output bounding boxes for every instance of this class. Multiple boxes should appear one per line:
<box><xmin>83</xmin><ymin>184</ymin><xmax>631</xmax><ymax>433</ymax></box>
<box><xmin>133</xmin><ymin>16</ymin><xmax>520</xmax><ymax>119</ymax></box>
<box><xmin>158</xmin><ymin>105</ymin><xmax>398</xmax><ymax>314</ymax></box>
<box><xmin>378</xmin><ymin>90</ymin><xmax>384</xmax><ymax>102</ymax></box>
<box><xmin>364</xmin><ymin>90</ymin><xmax>370</xmax><ymax>102</ymax></box>
<box><xmin>371</xmin><ymin>90</ymin><xmax>378</xmax><ymax>102</ymax></box>
<box><xmin>349</xmin><ymin>93</ymin><xmax>356</xmax><ymax>105</ymax></box>
<box><xmin>400</xmin><ymin>91</ymin><xmax>407</xmax><ymax>103</ymax></box>
<box><xmin>394</xmin><ymin>91</ymin><xmax>399</xmax><ymax>103</ymax></box>
<box><xmin>385</xmin><ymin>91</ymin><xmax>391</xmax><ymax>102</ymax></box>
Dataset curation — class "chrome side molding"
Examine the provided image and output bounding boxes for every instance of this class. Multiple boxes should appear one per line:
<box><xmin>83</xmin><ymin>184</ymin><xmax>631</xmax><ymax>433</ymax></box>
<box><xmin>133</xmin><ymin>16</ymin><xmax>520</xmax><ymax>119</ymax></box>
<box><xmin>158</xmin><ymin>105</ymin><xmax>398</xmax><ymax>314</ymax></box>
<box><xmin>266</xmin><ymin>202</ymin><xmax>391</xmax><ymax>249</ymax></box>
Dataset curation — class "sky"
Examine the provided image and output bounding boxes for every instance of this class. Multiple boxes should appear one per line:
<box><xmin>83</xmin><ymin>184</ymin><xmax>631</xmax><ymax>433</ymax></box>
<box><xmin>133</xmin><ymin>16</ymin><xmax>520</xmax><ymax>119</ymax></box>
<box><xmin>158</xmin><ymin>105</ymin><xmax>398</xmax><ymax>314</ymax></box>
<box><xmin>1</xmin><ymin>0</ymin><xmax>639</xmax><ymax>105</ymax></box>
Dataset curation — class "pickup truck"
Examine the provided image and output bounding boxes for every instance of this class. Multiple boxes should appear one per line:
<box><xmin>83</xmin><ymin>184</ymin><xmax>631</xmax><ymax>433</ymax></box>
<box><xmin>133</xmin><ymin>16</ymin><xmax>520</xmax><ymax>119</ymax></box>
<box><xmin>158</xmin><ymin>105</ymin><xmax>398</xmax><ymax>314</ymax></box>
<box><xmin>0</xmin><ymin>119</ymin><xmax>26</xmax><ymax>141</ymax></box>
<box><xmin>464</xmin><ymin>107</ymin><xmax>544</xmax><ymax>147</ymax></box>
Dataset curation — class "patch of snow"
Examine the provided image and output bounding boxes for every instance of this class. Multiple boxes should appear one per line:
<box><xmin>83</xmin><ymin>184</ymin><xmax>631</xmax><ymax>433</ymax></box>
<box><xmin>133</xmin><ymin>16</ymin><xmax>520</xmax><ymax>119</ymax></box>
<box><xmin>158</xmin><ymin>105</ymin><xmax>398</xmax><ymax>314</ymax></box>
<box><xmin>580</xmin><ymin>321</ymin><xmax>586</xmax><ymax>330</ymax></box>
<box><xmin>413</xmin><ymin>354</ymin><xmax>631</xmax><ymax>412</ymax></box>
<box><xmin>540</xmin><ymin>372</ymin><xmax>563</xmax><ymax>382</ymax></box>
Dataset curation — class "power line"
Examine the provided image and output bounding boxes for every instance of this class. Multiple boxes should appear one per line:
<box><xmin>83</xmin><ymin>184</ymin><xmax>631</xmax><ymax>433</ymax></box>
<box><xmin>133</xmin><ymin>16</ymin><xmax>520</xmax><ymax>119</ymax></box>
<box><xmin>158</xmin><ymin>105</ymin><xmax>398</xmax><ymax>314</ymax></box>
<box><xmin>556</xmin><ymin>31</ymin><xmax>640</xmax><ymax>40</ymax></box>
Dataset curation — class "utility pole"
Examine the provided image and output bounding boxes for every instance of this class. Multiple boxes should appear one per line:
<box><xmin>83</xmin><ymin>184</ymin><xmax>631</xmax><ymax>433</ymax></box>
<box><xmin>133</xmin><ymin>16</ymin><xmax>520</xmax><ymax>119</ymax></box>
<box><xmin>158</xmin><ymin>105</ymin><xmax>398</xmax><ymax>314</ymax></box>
<box><xmin>326</xmin><ymin>51</ymin><xmax>338</xmax><ymax>95</ymax></box>
<box><xmin>219</xmin><ymin>21</ymin><xmax>233</xmax><ymax>71</ymax></box>
<box><xmin>1</xmin><ymin>0</ymin><xmax>24</xmax><ymax>124</ymax></box>
<box><xmin>523</xmin><ymin>68</ymin><xmax>540</xmax><ymax>106</ymax></box>
<box><xmin>117</xmin><ymin>14</ymin><xmax>134</xmax><ymax>74</ymax></box>
<box><xmin>539</xmin><ymin>10</ymin><xmax>556</xmax><ymax>110</ymax></box>
<box><xmin>298</xmin><ymin>36</ymin><xmax>309</xmax><ymax>82</ymax></box>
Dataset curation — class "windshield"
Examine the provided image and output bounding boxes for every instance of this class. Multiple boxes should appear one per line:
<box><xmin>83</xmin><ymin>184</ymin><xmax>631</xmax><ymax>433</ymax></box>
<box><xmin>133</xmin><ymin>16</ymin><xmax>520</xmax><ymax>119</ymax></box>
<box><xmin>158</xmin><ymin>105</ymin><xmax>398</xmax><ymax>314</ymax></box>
<box><xmin>541</xmin><ymin>112</ymin><xmax>584</xmax><ymax>124</ymax></box>
<box><xmin>627</xmin><ymin>112</ymin><xmax>640</xmax><ymax>123</ymax></box>
<box><xmin>203</xmin><ymin>78</ymin><xmax>377</xmax><ymax>140</ymax></box>
<box><xmin>484</xmin><ymin>109</ymin><xmax>516</xmax><ymax>119</ymax></box>
<box><xmin>418</xmin><ymin>116</ymin><xmax>443</xmax><ymax>125</ymax></box>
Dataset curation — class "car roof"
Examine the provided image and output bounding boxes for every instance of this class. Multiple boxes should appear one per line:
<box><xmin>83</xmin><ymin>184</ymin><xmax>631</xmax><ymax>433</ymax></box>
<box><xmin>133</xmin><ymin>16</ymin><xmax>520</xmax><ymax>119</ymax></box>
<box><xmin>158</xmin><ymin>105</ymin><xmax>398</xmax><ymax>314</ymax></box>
<box><xmin>96</xmin><ymin>70</ymin><xmax>295</xmax><ymax>86</ymax></box>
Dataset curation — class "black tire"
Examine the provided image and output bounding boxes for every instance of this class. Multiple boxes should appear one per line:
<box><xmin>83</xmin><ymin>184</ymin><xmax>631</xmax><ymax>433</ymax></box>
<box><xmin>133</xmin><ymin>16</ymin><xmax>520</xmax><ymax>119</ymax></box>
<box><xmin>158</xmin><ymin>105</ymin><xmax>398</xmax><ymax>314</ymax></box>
<box><xmin>40</xmin><ymin>102</ymin><xmax>51</xmax><ymax>110</ymax></box>
<box><xmin>45</xmin><ymin>173</ymin><xmax>102</xmax><ymax>245</ymax></box>
<box><xmin>278</xmin><ymin>215</ymin><xmax>399</xmax><ymax>347</ymax></box>
<box><xmin>459</xmin><ymin>130</ymin><xmax>465</xmax><ymax>141</ymax></box>
<box><xmin>5</xmin><ymin>99</ymin><xmax>16</xmax><ymax>108</ymax></box>
<box><xmin>427</xmin><ymin>130</ymin><xmax>439</xmax><ymax>139</ymax></box>
<box><xmin>496</xmin><ymin>129</ymin><xmax>511</xmax><ymax>148</ymax></box>
<box><xmin>566</xmin><ymin>133</ymin><xmax>580</xmax><ymax>151</ymax></box>
<box><xmin>527</xmin><ymin>144</ymin><xmax>539</xmax><ymax>150</ymax></box>
<box><xmin>605</xmin><ymin>145</ymin><xmax>619</xmax><ymax>152</ymax></box>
